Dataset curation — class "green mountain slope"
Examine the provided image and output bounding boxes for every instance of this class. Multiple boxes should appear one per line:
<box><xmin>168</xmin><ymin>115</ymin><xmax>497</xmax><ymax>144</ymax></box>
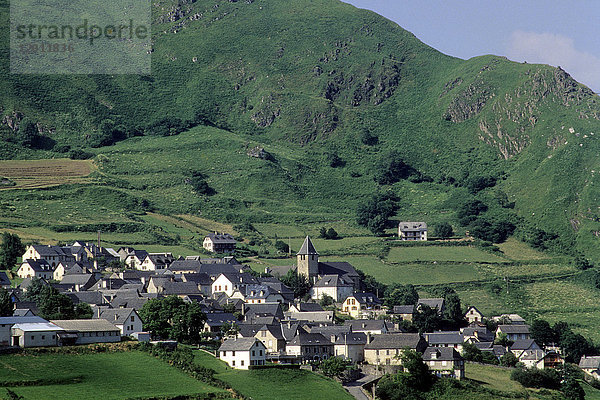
<box><xmin>0</xmin><ymin>0</ymin><xmax>599</xmax><ymax>260</ymax></box>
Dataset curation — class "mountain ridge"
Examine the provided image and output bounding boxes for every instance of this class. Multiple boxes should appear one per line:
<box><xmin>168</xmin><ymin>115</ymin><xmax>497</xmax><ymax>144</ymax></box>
<box><xmin>0</xmin><ymin>0</ymin><xmax>598</xmax><ymax>260</ymax></box>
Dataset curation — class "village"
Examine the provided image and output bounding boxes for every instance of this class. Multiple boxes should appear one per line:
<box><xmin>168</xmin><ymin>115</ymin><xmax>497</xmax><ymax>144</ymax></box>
<box><xmin>1</xmin><ymin>222</ymin><xmax>600</xmax><ymax>399</ymax></box>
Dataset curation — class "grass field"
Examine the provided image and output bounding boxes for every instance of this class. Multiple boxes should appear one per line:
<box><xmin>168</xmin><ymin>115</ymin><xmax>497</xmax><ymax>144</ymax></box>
<box><xmin>0</xmin><ymin>159</ymin><xmax>95</xmax><ymax>189</ymax></box>
<box><xmin>194</xmin><ymin>350</ymin><xmax>353</xmax><ymax>400</ymax></box>
<box><xmin>465</xmin><ymin>363</ymin><xmax>525</xmax><ymax>394</ymax></box>
<box><xmin>0</xmin><ymin>351</ymin><xmax>226</xmax><ymax>400</ymax></box>
<box><xmin>387</xmin><ymin>245</ymin><xmax>507</xmax><ymax>263</ymax></box>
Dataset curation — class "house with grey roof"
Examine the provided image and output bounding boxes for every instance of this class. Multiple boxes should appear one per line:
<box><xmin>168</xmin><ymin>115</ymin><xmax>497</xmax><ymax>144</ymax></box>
<box><xmin>423</xmin><ymin>347</ymin><xmax>464</xmax><ymax>379</ymax></box>
<box><xmin>496</xmin><ymin>324</ymin><xmax>531</xmax><ymax>341</ymax></box>
<box><xmin>398</xmin><ymin>222</ymin><xmax>427</xmax><ymax>241</ymax></box>
<box><xmin>218</xmin><ymin>337</ymin><xmax>266</xmax><ymax>369</ymax></box>
<box><xmin>364</xmin><ymin>333</ymin><xmax>427</xmax><ymax>365</ymax></box>
<box><xmin>310</xmin><ymin>275</ymin><xmax>353</xmax><ymax>303</ymax></box>
<box><xmin>464</xmin><ymin>306</ymin><xmax>484</xmax><ymax>324</ymax></box>
<box><xmin>139</xmin><ymin>253</ymin><xmax>175</xmax><ymax>271</ymax></box>
<box><xmin>21</xmin><ymin>245</ymin><xmax>75</xmax><ymax>268</ymax></box>
<box><xmin>344</xmin><ymin>319</ymin><xmax>392</xmax><ymax>335</ymax></box>
<box><xmin>59</xmin><ymin>274</ymin><xmax>97</xmax><ymax>292</ymax></box>
<box><xmin>424</xmin><ymin>331</ymin><xmax>464</xmax><ymax>353</ymax></box>
<box><xmin>286</xmin><ymin>332</ymin><xmax>333</xmax><ymax>362</ymax></box>
<box><xmin>17</xmin><ymin>259</ymin><xmax>53</xmax><ymax>280</ymax></box>
<box><xmin>204</xmin><ymin>313</ymin><xmax>238</xmax><ymax>333</ymax></box>
<box><xmin>95</xmin><ymin>308</ymin><xmax>143</xmax><ymax>336</ymax></box>
<box><xmin>331</xmin><ymin>332</ymin><xmax>367</xmax><ymax>362</ymax></box>
<box><xmin>211</xmin><ymin>273</ymin><xmax>259</xmax><ymax>297</ymax></box>
<box><xmin>234</xmin><ymin>284</ymin><xmax>285</xmax><ymax>305</ymax></box>
<box><xmin>342</xmin><ymin>292</ymin><xmax>383</xmax><ymax>319</ymax></box>
<box><xmin>580</xmin><ymin>355</ymin><xmax>600</xmax><ymax>379</ymax></box>
<box><xmin>203</xmin><ymin>233</ymin><xmax>237</xmax><ymax>254</ymax></box>
<box><xmin>392</xmin><ymin>305</ymin><xmax>415</xmax><ymax>321</ymax></box>
<box><xmin>417</xmin><ymin>298</ymin><xmax>445</xmax><ymax>315</ymax></box>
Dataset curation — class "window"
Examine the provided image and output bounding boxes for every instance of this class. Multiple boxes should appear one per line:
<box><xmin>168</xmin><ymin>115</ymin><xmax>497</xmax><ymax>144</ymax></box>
<box><xmin>232</xmin><ymin>360</ymin><xmax>235</xmax><ymax>366</ymax></box>
<box><xmin>221</xmin><ymin>351</ymin><xmax>226</xmax><ymax>357</ymax></box>
<box><xmin>259</xmin><ymin>350</ymin><xmax>263</xmax><ymax>356</ymax></box>
<box><xmin>42</xmin><ymin>335</ymin><xmax>45</xmax><ymax>340</ymax></box>
<box><xmin>442</xmin><ymin>361</ymin><xmax>447</xmax><ymax>367</ymax></box>
<box><xmin>241</xmin><ymin>360</ymin><xmax>244</xmax><ymax>366</ymax></box>
<box><xmin>386</xmin><ymin>350</ymin><xmax>390</xmax><ymax>355</ymax></box>
<box><xmin>131</xmin><ymin>316</ymin><xmax>135</xmax><ymax>322</ymax></box>
<box><xmin>31</xmin><ymin>335</ymin><xmax>34</xmax><ymax>340</ymax></box>
<box><xmin>232</xmin><ymin>351</ymin><xmax>235</xmax><ymax>356</ymax></box>
<box><xmin>261</xmin><ymin>331</ymin><xmax>266</xmax><ymax>337</ymax></box>
<box><xmin>252</xmin><ymin>350</ymin><xmax>255</xmax><ymax>356</ymax></box>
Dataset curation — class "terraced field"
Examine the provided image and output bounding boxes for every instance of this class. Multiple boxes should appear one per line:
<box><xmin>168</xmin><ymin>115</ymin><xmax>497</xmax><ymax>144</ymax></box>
<box><xmin>0</xmin><ymin>159</ymin><xmax>95</xmax><ymax>189</ymax></box>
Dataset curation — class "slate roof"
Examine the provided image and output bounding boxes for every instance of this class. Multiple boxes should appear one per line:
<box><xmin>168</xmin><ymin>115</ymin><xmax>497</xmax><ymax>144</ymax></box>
<box><xmin>21</xmin><ymin>259</ymin><xmax>52</xmax><ymax>272</ymax></box>
<box><xmin>422</xmin><ymin>347</ymin><xmax>463</xmax><ymax>362</ymax></box>
<box><xmin>98</xmin><ymin>308</ymin><xmax>137</xmax><ymax>325</ymax></box>
<box><xmin>418</xmin><ymin>298</ymin><xmax>445</xmax><ymax>311</ymax></box>
<box><xmin>205</xmin><ymin>313</ymin><xmax>237</xmax><ymax>327</ymax></box>
<box><xmin>67</xmin><ymin>291</ymin><xmax>105</xmax><ymax>305</ymax></box>
<box><xmin>497</xmin><ymin>324</ymin><xmax>531</xmax><ymax>334</ymax></box>
<box><xmin>219</xmin><ymin>337</ymin><xmax>263</xmax><ymax>351</ymax></box>
<box><xmin>292</xmin><ymin>303</ymin><xmax>324</xmax><ymax>312</ymax></box>
<box><xmin>243</xmin><ymin>303</ymin><xmax>284</xmax><ymax>320</ymax></box>
<box><xmin>510</xmin><ymin>339</ymin><xmax>539</xmax><ymax>351</ymax></box>
<box><xmin>162</xmin><ymin>281</ymin><xmax>201</xmax><ymax>295</ymax></box>
<box><xmin>30</xmin><ymin>245</ymin><xmax>68</xmax><ymax>257</ymax></box>
<box><xmin>51</xmin><ymin>319</ymin><xmax>120</xmax><ymax>332</ymax></box>
<box><xmin>20</xmin><ymin>277</ymin><xmax>48</xmax><ymax>290</ymax></box>
<box><xmin>579</xmin><ymin>355</ymin><xmax>600</xmax><ymax>369</ymax></box>
<box><xmin>287</xmin><ymin>332</ymin><xmax>332</xmax><ymax>346</ymax></box>
<box><xmin>237</xmin><ymin>324</ymin><xmax>262</xmax><ymax>338</ymax></box>
<box><xmin>318</xmin><ymin>262</ymin><xmax>359</xmax><ymax>279</ymax></box>
<box><xmin>313</xmin><ymin>274</ymin><xmax>352</xmax><ymax>288</ymax></box>
<box><xmin>13</xmin><ymin>309</ymin><xmax>34</xmax><ymax>317</ymax></box>
<box><xmin>364</xmin><ymin>333</ymin><xmax>424</xmax><ymax>350</ymax></box>
<box><xmin>218</xmin><ymin>273</ymin><xmax>259</xmax><ymax>286</ymax></box>
<box><xmin>181</xmin><ymin>273</ymin><xmax>212</xmax><ymax>285</ymax></box>
<box><xmin>297</xmin><ymin>236</ymin><xmax>318</xmax><ymax>255</ymax></box>
<box><xmin>426</xmin><ymin>332</ymin><xmax>464</xmax><ymax>345</ymax></box>
<box><xmin>0</xmin><ymin>271</ymin><xmax>10</xmax><ymax>287</ymax></box>
<box><xmin>393</xmin><ymin>305</ymin><xmax>415</xmax><ymax>314</ymax></box>
<box><xmin>60</xmin><ymin>274</ymin><xmax>96</xmax><ymax>286</ymax></box>
<box><xmin>309</xmin><ymin>325</ymin><xmax>351</xmax><ymax>336</ymax></box>
<box><xmin>349</xmin><ymin>292</ymin><xmax>382</xmax><ymax>305</ymax></box>
<box><xmin>344</xmin><ymin>319</ymin><xmax>390</xmax><ymax>332</ymax></box>
<box><xmin>398</xmin><ymin>222</ymin><xmax>427</xmax><ymax>231</ymax></box>
<box><xmin>331</xmin><ymin>332</ymin><xmax>367</xmax><ymax>345</ymax></box>
<box><xmin>205</xmin><ymin>233</ymin><xmax>237</xmax><ymax>244</ymax></box>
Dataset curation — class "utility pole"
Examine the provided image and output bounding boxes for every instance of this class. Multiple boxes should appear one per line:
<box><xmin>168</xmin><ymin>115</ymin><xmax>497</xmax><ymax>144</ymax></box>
<box><xmin>288</xmin><ymin>237</ymin><xmax>291</xmax><ymax>258</ymax></box>
<box><xmin>505</xmin><ymin>276</ymin><xmax>509</xmax><ymax>294</ymax></box>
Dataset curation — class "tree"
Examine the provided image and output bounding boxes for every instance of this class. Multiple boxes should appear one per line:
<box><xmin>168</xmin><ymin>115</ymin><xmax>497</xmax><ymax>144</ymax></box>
<box><xmin>442</xmin><ymin>292</ymin><xmax>463</xmax><ymax>326</ymax></box>
<box><xmin>360</xmin><ymin>129</ymin><xmax>378</xmax><ymax>146</ymax></box>
<box><xmin>357</xmin><ymin>270</ymin><xmax>386</xmax><ymax>298</ymax></box>
<box><xmin>412</xmin><ymin>305</ymin><xmax>442</xmax><ymax>333</ymax></box>
<box><xmin>326</xmin><ymin>228</ymin><xmax>339</xmax><ymax>240</ymax></box>
<box><xmin>74</xmin><ymin>302</ymin><xmax>93</xmax><ymax>319</ymax></box>
<box><xmin>0</xmin><ymin>232</ymin><xmax>25</xmax><ymax>270</ymax></box>
<box><xmin>384</xmin><ymin>284</ymin><xmax>418</xmax><ymax>307</ymax></box>
<box><xmin>187</xmin><ymin>172</ymin><xmax>215</xmax><ymax>196</ymax></box>
<box><xmin>461</xmin><ymin>342</ymin><xmax>498</xmax><ymax>365</ymax></box>
<box><xmin>457</xmin><ymin>199</ymin><xmax>487</xmax><ymax>226</ymax></box>
<box><xmin>466</xmin><ymin>175</ymin><xmax>496</xmax><ymax>194</ymax></box>
<box><xmin>433</xmin><ymin>223</ymin><xmax>454</xmax><ymax>239</ymax></box>
<box><xmin>374</xmin><ymin>151</ymin><xmax>417</xmax><ymax>185</ymax></box>
<box><xmin>530</xmin><ymin>319</ymin><xmax>556</xmax><ymax>347</ymax></box>
<box><xmin>222</xmin><ymin>302</ymin><xmax>237</xmax><ymax>314</ymax></box>
<box><xmin>0</xmin><ymin>288</ymin><xmax>13</xmax><ymax>317</ymax></box>
<box><xmin>356</xmin><ymin>192</ymin><xmax>398</xmax><ymax>235</ymax></box>
<box><xmin>319</xmin><ymin>293</ymin><xmax>334</xmax><ymax>307</ymax></box>
<box><xmin>37</xmin><ymin>286</ymin><xmax>76</xmax><ymax>320</ymax></box>
<box><xmin>319</xmin><ymin>356</ymin><xmax>352</xmax><ymax>378</ymax></box>
<box><xmin>280</xmin><ymin>269</ymin><xmax>311</xmax><ymax>299</ymax></box>
<box><xmin>139</xmin><ymin>296</ymin><xmax>206</xmax><ymax>342</ymax></box>
<box><xmin>274</xmin><ymin>240</ymin><xmax>289</xmax><ymax>254</ymax></box>
<box><xmin>500</xmin><ymin>352</ymin><xmax>518</xmax><ymax>367</ymax></box>
<box><xmin>400</xmin><ymin>350</ymin><xmax>435</xmax><ymax>391</ymax></box>
<box><xmin>220</xmin><ymin>321</ymin><xmax>239</xmax><ymax>337</ymax></box>
<box><xmin>494</xmin><ymin>332</ymin><xmax>513</xmax><ymax>347</ymax></box>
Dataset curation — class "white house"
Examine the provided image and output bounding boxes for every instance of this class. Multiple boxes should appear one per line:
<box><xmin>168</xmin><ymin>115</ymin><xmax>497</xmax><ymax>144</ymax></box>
<box><xmin>203</xmin><ymin>233</ymin><xmax>237</xmax><ymax>254</ymax></box>
<box><xmin>138</xmin><ymin>253</ymin><xmax>174</xmax><ymax>271</ymax></box>
<box><xmin>310</xmin><ymin>275</ymin><xmax>353</xmax><ymax>302</ymax></box>
<box><xmin>96</xmin><ymin>308</ymin><xmax>143</xmax><ymax>336</ymax></box>
<box><xmin>211</xmin><ymin>273</ymin><xmax>258</xmax><ymax>298</ymax></box>
<box><xmin>21</xmin><ymin>245</ymin><xmax>75</xmax><ymax>268</ymax></box>
<box><xmin>51</xmin><ymin>319</ymin><xmax>121</xmax><ymax>345</ymax></box>
<box><xmin>17</xmin><ymin>260</ymin><xmax>53</xmax><ymax>280</ymax></box>
<box><xmin>464</xmin><ymin>306</ymin><xmax>484</xmax><ymax>324</ymax></box>
<box><xmin>398</xmin><ymin>222</ymin><xmax>427</xmax><ymax>241</ymax></box>
<box><xmin>218</xmin><ymin>337</ymin><xmax>267</xmax><ymax>369</ymax></box>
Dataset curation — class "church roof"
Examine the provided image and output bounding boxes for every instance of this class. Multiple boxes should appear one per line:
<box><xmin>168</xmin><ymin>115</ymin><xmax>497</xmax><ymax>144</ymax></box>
<box><xmin>296</xmin><ymin>236</ymin><xmax>318</xmax><ymax>256</ymax></box>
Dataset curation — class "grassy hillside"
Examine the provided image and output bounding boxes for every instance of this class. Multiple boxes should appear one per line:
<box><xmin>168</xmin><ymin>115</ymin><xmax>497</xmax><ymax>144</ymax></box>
<box><xmin>0</xmin><ymin>0</ymin><xmax>599</xmax><ymax>262</ymax></box>
<box><xmin>0</xmin><ymin>350</ymin><xmax>228</xmax><ymax>399</ymax></box>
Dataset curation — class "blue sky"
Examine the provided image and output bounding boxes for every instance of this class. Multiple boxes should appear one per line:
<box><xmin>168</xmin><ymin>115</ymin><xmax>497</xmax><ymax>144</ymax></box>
<box><xmin>342</xmin><ymin>1</ymin><xmax>600</xmax><ymax>92</ymax></box>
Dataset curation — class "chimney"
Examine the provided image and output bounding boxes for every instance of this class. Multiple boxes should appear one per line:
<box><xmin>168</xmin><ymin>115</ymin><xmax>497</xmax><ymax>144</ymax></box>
<box><xmin>366</xmin><ymin>332</ymin><xmax>372</xmax><ymax>344</ymax></box>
